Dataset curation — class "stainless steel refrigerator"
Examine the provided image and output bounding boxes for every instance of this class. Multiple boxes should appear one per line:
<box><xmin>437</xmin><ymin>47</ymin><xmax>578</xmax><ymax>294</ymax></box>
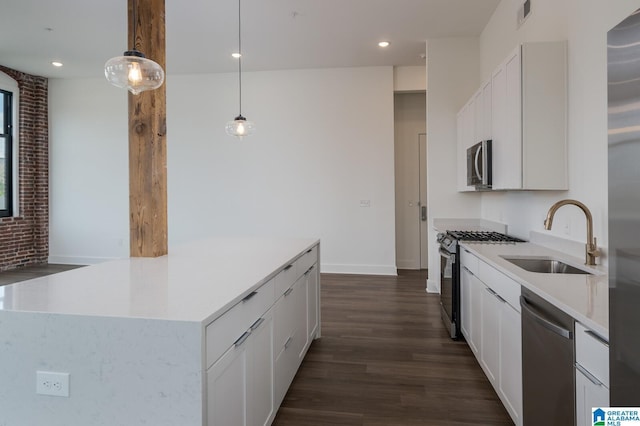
<box><xmin>608</xmin><ymin>8</ymin><xmax>640</xmax><ymax>405</ymax></box>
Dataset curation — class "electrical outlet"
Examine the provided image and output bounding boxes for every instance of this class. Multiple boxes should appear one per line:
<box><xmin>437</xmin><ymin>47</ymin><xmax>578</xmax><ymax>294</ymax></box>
<box><xmin>36</xmin><ymin>371</ymin><xmax>70</xmax><ymax>397</ymax></box>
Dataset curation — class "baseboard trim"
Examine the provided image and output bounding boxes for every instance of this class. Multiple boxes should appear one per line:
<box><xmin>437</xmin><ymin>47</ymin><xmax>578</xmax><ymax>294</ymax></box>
<box><xmin>47</xmin><ymin>256</ymin><xmax>119</xmax><ymax>266</ymax></box>
<box><xmin>320</xmin><ymin>264</ymin><xmax>398</xmax><ymax>276</ymax></box>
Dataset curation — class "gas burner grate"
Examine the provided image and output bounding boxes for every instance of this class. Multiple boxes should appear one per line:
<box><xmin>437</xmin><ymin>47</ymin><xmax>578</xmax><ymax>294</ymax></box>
<box><xmin>446</xmin><ymin>230</ymin><xmax>525</xmax><ymax>243</ymax></box>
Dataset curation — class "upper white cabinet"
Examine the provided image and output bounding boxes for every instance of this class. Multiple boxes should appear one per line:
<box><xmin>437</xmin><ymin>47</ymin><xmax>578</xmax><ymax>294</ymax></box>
<box><xmin>457</xmin><ymin>81</ymin><xmax>492</xmax><ymax>192</ymax></box>
<box><xmin>457</xmin><ymin>41</ymin><xmax>567</xmax><ymax>191</ymax></box>
<box><xmin>491</xmin><ymin>42</ymin><xmax>567</xmax><ymax>190</ymax></box>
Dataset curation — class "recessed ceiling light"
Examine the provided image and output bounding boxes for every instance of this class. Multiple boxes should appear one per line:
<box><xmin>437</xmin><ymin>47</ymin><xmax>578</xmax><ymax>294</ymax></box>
<box><xmin>378</xmin><ymin>41</ymin><xmax>390</xmax><ymax>48</ymax></box>
<box><xmin>231</xmin><ymin>52</ymin><xmax>241</xmax><ymax>59</ymax></box>
<box><xmin>51</xmin><ymin>61</ymin><xmax>63</xmax><ymax>67</ymax></box>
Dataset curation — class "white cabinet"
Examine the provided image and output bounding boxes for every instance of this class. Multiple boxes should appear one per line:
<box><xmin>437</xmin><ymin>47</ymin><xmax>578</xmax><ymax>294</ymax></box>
<box><xmin>207</xmin><ymin>243</ymin><xmax>320</xmax><ymax>426</ymax></box>
<box><xmin>575</xmin><ymin>322</ymin><xmax>609</xmax><ymax>426</ymax></box>
<box><xmin>460</xmin><ymin>248</ymin><xmax>481</xmax><ymax>356</ymax></box>
<box><xmin>480</xmin><ymin>284</ymin><xmax>501</xmax><ymax>384</ymax></box>
<box><xmin>460</xmin><ymin>265</ymin><xmax>472</xmax><ymax>346</ymax></box>
<box><xmin>207</xmin><ymin>309</ymin><xmax>274</xmax><ymax>426</ymax></box>
<box><xmin>273</xmin><ymin>250</ymin><xmax>321</xmax><ymax>409</ymax></box>
<box><xmin>457</xmin><ymin>103</ymin><xmax>474</xmax><ymax>192</ymax></box>
<box><xmin>491</xmin><ymin>42</ymin><xmax>567</xmax><ymax>190</ymax></box>
<box><xmin>500</xmin><ymin>301</ymin><xmax>522</xmax><ymax>422</ymax></box>
<box><xmin>274</xmin><ymin>277</ymin><xmax>306</xmax><ymax>406</ymax></box>
<box><xmin>306</xmin><ymin>263</ymin><xmax>320</xmax><ymax>344</ymax></box>
<box><xmin>207</xmin><ymin>335</ymin><xmax>250</xmax><ymax>426</ymax></box>
<box><xmin>250</xmin><ymin>313</ymin><xmax>275</xmax><ymax>426</ymax></box>
<box><xmin>457</xmin><ymin>81</ymin><xmax>492</xmax><ymax>192</ymax></box>
<box><xmin>459</xmin><ymin>247</ymin><xmax>522</xmax><ymax>426</ymax></box>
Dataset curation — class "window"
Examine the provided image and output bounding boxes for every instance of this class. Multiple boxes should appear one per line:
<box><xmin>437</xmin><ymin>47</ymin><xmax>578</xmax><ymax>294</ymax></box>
<box><xmin>0</xmin><ymin>89</ymin><xmax>12</xmax><ymax>217</ymax></box>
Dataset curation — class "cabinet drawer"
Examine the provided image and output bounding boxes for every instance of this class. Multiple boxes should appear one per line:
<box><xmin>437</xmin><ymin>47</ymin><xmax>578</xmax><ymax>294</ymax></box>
<box><xmin>478</xmin><ymin>260</ymin><xmax>520</xmax><ymax>311</ymax></box>
<box><xmin>274</xmin><ymin>328</ymin><xmax>304</xmax><ymax>407</ymax></box>
<box><xmin>206</xmin><ymin>278</ymin><xmax>275</xmax><ymax>368</ymax></box>
<box><xmin>576</xmin><ymin>322</ymin><xmax>609</xmax><ymax>387</ymax></box>
<box><xmin>275</xmin><ymin>259</ymin><xmax>299</xmax><ymax>296</ymax></box>
<box><xmin>297</xmin><ymin>245</ymin><xmax>318</xmax><ymax>277</ymax></box>
<box><xmin>460</xmin><ymin>247</ymin><xmax>479</xmax><ymax>275</ymax></box>
<box><xmin>274</xmin><ymin>276</ymin><xmax>305</xmax><ymax>353</ymax></box>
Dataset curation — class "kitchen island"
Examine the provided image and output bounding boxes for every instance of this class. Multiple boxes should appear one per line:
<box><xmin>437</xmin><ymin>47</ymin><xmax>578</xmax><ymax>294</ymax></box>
<box><xmin>0</xmin><ymin>237</ymin><xmax>320</xmax><ymax>426</ymax></box>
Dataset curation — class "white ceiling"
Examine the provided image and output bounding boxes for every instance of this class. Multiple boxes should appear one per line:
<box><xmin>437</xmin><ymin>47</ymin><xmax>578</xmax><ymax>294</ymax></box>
<box><xmin>0</xmin><ymin>0</ymin><xmax>500</xmax><ymax>79</ymax></box>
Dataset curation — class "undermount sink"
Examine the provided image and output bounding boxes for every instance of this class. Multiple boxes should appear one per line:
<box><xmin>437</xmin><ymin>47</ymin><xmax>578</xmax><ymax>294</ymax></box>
<box><xmin>501</xmin><ymin>256</ymin><xmax>594</xmax><ymax>275</ymax></box>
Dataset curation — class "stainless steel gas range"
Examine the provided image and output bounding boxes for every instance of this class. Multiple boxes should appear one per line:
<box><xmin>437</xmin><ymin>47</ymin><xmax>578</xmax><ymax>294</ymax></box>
<box><xmin>437</xmin><ymin>230</ymin><xmax>525</xmax><ymax>339</ymax></box>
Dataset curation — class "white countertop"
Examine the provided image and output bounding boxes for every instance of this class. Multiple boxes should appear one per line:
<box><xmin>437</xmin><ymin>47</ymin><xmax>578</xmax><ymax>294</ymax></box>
<box><xmin>461</xmin><ymin>241</ymin><xmax>609</xmax><ymax>338</ymax></box>
<box><xmin>0</xmin><ymin>237</ymin><xmax>319</xmax><ymax>324</ymax></box>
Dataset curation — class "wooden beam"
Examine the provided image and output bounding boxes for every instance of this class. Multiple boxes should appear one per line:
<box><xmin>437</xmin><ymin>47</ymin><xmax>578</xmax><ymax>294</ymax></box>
<box><xmin>128</xmin><ymin>0</ymin><xmax>168</xmax><ymax>257</ymax></box>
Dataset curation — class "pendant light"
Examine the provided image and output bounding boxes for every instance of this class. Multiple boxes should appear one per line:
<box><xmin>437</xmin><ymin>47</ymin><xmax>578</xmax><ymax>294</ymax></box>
<box><xmin>225</xmin><ymin>0</ymin><xmax>255</xmax><ymax>138</ymax></box>
<box><xmin>104</xmin><ymin>0</ymin><xmax>165</xmax><ymax>95</ymax></box>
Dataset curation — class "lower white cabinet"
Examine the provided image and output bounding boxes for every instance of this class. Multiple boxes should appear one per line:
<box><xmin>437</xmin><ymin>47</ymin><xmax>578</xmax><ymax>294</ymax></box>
<box><xmin>206</xmin><ymin>243</ymin><xmax>320</xmax><ymax>426</ymax></box>
<box><xmin>274</xmin><ymin>275</ymin><xmax>307</xmax><ymax>406</ymax></box>
<box><xmin>480</xmin><ymin>284</ymin><xmax>501</xmax><ymax>385</ymax></box>
<box><xmin>307</xmin><ymin>264</ymin><xmax>320</xmax><ymax>346</ymax></box>
<box><xmin>575</xmin><ymin>322</ymin><xmax>609</xmax><ymax>425</ymax></box>
<box><xmin>460</xmin><ymin>248</ymin><xmax>522</xmax><ymax>426</ymax></box>
<box><xmin>460</xmin><ymin>265</ymin><xmax>473</xmax><ymax>348</ymax></box>
<box><xmin>500</xmin><ymin>301</ymin><xmax>522</xmax><ymax>422</ymax></box>
<box><xmin>207</xmin><ymin>309</ymin><xmax>274</xmax><ymax>426</ymax></box>
<box><xmin>576</xmin><ymin>368</ymin><xmax>609</xmax><ymax>426</ymax></box>
<box><xmin>250</xmin><ymin>312</ymin><xmax>276</xmax><ymax>426</ymax></box>
<box><xmin>207</xmin><ymin>334</ymin><xmax>250</xmax><ymax>426</ymax></box>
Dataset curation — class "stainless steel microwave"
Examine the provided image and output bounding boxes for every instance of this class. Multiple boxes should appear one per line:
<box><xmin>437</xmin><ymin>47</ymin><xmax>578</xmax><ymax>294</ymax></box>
<box><xmin>467</xmin><ymin>140</ymin><xmax>492</xmax><ymax>189</ymax></box>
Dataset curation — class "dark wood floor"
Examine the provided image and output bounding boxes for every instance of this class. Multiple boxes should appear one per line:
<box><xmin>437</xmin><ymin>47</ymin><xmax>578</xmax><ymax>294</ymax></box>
<box><xmin>0</xmin><ymin>263</ymin><xmax>83</xmax><ymax>286</ymax></box>
<box><xmin>273</xmin><ymin>270</ymin><xmax>513</xmax><ymax>426</ymax></box>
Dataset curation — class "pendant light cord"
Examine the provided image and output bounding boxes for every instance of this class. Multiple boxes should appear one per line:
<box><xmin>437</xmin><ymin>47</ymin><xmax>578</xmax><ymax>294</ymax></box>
<box><xmin>132</xmin><ymin>0</ymin><xmax>137</xmax><ymax>50</ymax></box>
<box><xmin>238</xmin><ymin>0</ymin><xmax>243</xmax><ymax>116</ymax></box>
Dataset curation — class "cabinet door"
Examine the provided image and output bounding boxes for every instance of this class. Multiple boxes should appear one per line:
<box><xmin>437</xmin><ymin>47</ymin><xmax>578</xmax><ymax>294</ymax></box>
<box><xmin>473</xmin><ymin>89</ymin><xmax>483</xmax><ymax>143</ymax></box>
<box><xmin>576</xmin><ymin>368</ymin><xmax>609</xmax><ymax>426</ymax></box>
<box><xmin>307</xmin><ymin>264</ymin><xmax>319</xmax><ymax>342</ymax></box>
<box><xmin>294</xmin><ymin>274</ymin><xmax>309</xmax><ymax>361</ymax></box>
<box><xmin>491</xmin><ymin>47</ymin><xmax>522</xmax><ymax>190</ymax></box>
<box><xmin>207</xmin><ymin>340</ymin><xmax>249</xmax><ymax>426</ymax></box>
<box><xmin>481</xmin><ymin>79</ymin><xmax>492</xmax><ymax>140</ymax></box>
<box><xmin>457</xmin><ymin>109</ymin><xmax>465</xmax><ymax>191</ymax></box>
<box><xmin>480</xmin><ymin>286</ymin><xmax>500</xmax><ymax>385</ymax></box>
<box><xmin>469</xmin><ymin>273</ymin><xmax>483</xmax><ymax>356</ymax></box>
<box><xmin>457</xmin><ymin>104</ymin><xmax>475</xmax><ymax>192</ymax></box>
<box><xmin>249</xmin><ymin>312</ymin><xmax>274</xmax><ymax>426</ymax></box>
<box><xmin>460</xmin><ymin>266</ymin><xmax>472</xmax><ymax>344</ymax></box>
<box><xmin>500</xmin><ymin>302</ymin><xmax>522</xmax><ymax>425</ymax></box>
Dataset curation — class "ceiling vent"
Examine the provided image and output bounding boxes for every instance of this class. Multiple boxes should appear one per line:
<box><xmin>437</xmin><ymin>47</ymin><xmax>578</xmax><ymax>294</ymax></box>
<box><xmin>517</xmin><ymin>0</ymin><xmax>531</xmax><ymax>28</ymax></box>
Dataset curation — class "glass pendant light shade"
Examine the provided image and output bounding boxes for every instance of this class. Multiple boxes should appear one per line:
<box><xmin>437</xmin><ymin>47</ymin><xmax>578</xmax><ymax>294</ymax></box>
<box><xmin>105</xmin><ymin>50</ymin><xmax>164</xmax><ymax>95</ymax></box>
<box><xmin>226</xmin><ymin>115</ymin><xmax>255</xmax><ymax>138</ymax></box>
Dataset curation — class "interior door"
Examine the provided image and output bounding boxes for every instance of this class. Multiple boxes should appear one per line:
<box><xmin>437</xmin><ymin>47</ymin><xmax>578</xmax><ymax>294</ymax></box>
<box><xmin>394</xmin><ymin>93</ymin><xmax>425</xmax><ymax>270</ymax></box>
<box><xmin>419</xmin><ymin>133</ymin><xmax>428</xmax><ymax>269</ymax></box>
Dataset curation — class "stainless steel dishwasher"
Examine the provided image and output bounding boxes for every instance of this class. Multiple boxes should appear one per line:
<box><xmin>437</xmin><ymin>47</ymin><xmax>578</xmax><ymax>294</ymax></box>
<box><xmin>521</xmin><ymin>287</ymin><xmax>575</xmax><ymax>426</ymax></box>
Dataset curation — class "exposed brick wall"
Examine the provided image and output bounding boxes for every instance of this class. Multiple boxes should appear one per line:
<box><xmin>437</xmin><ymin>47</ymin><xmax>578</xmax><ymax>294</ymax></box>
<box><xmin>0</xmin><ymin>66</ymin><xmax>48</xmax><ymax>271</ymax></box>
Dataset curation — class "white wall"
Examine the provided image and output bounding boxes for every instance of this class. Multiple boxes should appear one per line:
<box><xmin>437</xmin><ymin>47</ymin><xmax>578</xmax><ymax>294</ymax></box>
<box><xmin>49</xmin><ymin>66</ymin><xmax>397</xmax><ymax>275</ymax></box>
<box><xmin>49</xmin><ymin>78</ymin><xmax>129</xmax><ymax>264</ymax></box>
<box><xmin>425</xmin><ymin>38</ymin><xmax>483</xmax><ymax>291</ymax></box>
<box><xmin>477</xmin><ymin>0</ymin><xmax>640</xmax><ymax>258</ymax></box>
<box><xmin>393</xmin><ymin>65</ymin><xmax>427</xmax><ymax>92</ymax></box>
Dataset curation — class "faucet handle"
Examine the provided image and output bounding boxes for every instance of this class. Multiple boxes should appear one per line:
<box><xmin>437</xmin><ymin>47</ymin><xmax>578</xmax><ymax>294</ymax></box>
<box><xmin>586</xmin><ymin>237</ymin><xmax>600</xmax><ymax>265</ymax></box>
